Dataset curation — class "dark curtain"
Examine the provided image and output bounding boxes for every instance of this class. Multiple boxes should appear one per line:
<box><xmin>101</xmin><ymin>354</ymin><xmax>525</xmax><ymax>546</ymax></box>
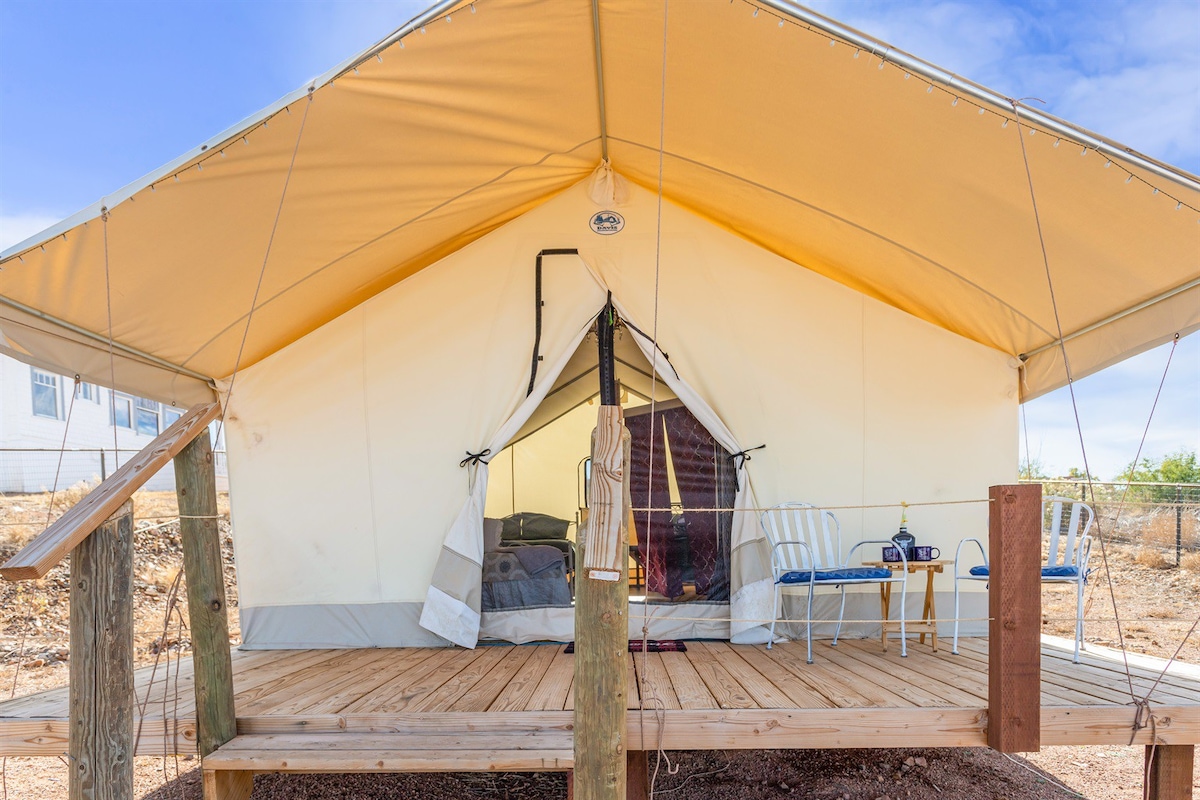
<box><xmin>628</xmin><ymin>404</ymin><xmax>736</xmax><ymax>601</ymax></box>
<box><xmin>626</xmin><ymin>410</ymin><xmax>676</xmax><ymax>597</ymax></box>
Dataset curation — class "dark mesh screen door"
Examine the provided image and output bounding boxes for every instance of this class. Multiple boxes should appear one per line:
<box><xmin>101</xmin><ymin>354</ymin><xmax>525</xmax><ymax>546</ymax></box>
<box><xmin>627</xmin><ymin>401</ymin><xmax>736</xmax><ymax>601</ymax></box>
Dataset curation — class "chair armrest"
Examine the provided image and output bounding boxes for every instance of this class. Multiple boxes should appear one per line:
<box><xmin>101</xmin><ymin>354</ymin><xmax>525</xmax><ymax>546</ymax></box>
<box><xmin>954</xmin><ymin>537</ymin><xmax>987</xmax><ymax>578</ymax></box>
<box><xmin>770</xmin><ymin>539</ymin><xmax>815</xmax><ymax>580</ymax></box>
<box><xmin>1078</xmin><ymin>535</ymin><xmax>1093</xmax><ymax>576</ymax></box>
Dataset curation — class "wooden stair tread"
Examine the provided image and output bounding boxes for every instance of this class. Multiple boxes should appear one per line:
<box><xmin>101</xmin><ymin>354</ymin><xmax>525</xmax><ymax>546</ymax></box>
<box><xmin>203</xmin><ymin>732</ymin><xmax>574</xmax><ymax>772</ymax></box>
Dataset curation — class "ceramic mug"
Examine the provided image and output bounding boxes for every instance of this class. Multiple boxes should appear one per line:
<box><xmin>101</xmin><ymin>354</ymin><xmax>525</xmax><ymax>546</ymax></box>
<box><xmin>882</xmin><ymin>546</ymin><xmax>902</xmax><ymax>562</ymax></box>
<box><xmin>913</xmin><ymin>545</ymin><xmax>940</xmax><ymax>561</ymax></box>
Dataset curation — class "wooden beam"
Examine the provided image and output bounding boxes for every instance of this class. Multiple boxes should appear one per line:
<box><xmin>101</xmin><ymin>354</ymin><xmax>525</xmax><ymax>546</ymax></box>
<box><xmin>202</xmin><ymin>769</ymin><xmax>253</xmax><ymax>800</ymax></box>
<box><xmin>575</xmin><ymin>405</ymin><xmax>631</xmax><ymax>800</ymax></box>
<box><xmin>627</xmin><ymin>751</ymin><xmax>649</xmax><ymax>800</ymax></box>
<box><xmin>1146</xmin><ymin>745</ymin><xmax>1194</xmax><ymax>800</ymax></box>
<box><xmin>2</xmin><ymin>401</ymin><xmax>220</xmax><ymax>581</ymax></box>
<box><xmin>987</xmin><ymin>483</ymin><xmax>1042</xmax><ymax>753</ymax></box>
<box><xmin>69</xmin><ymin>500</ymin><xmax>134</xmax><ymax>800</ymax></box>
<box><xmin>175</xmin><ymin>430</ymin><xmax>237</xmax><ymax>758</ymax></box>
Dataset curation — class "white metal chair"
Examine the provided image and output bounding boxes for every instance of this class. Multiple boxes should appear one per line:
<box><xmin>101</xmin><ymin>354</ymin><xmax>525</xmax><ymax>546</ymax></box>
<box><xmin>952</xmin><ymin>495</ymin><xmax>1094</xmax><ymax>662</ymax></box>
<box><xmin>760</xmin><ymin>503</ymin><xmax>908</xmax><ymax>663</ymax></box>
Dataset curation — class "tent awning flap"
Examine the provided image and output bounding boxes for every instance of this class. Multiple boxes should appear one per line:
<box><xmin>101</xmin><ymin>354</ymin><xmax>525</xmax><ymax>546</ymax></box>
<box><xmin>0</xmin><ymin>0</ymin><xmax>1195</xmax><ymax>402</ymax></box>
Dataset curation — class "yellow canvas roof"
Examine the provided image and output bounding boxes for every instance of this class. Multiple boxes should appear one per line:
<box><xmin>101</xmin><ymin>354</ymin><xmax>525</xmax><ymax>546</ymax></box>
<box><xmin>1</xmin><ymin>0</ymin><xmax>1197</xmax><ymax>405</ymax></box>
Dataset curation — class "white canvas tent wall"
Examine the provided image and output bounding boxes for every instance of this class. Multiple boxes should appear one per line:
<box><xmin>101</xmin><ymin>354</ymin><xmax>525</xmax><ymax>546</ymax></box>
<box><xmin>0</xmin><ymin>1</ymin><xmax>1194</xmax><ymax>647</ymax></box>
<box><xmin>220</xmin><ymin>178</ymin><xmax>1014</xmax><ymax>648</ymax></box>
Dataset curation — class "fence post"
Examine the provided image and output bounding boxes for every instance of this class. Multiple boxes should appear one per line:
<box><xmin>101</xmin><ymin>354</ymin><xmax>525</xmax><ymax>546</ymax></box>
<box><xmin>174</xmin><ymin>431</ymin><xmax>237</xmax><ymax>758</ymax></box>
<box><xmin>100</xmin><ymin>450</ymin><xmax>107</xmax><ymax>481</ymax></box>
<box><xmin>1176</xmin><ymin>484</ymin><xmax>1183</xmax><ymax>568</ymax></box>
<box><xmin>69</xmin><ymin>499</ymin><xmax>134</xmax><ymax>800</ymax></box>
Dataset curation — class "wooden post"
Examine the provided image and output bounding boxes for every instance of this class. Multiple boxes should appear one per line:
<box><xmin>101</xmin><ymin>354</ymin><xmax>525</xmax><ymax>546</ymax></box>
<box><xmin>576</xmin><ymin>297</ymin><xmax>631</xmax><ymax>800</ymax></box>
<box><xmin>69</xmin><ymin>499</ymin><xmax>134</xmax><ymax>800</ymax></box>
<box><xmin>175</xmin><ymin>430</ymin><xmax>237</xmax><ymax>758</ymax></box>
<box><xmin>987</xmin><ymin>483</ymin><xmax>1041</xmax><ymax>753</ymax></box>
<box><xmin>627</xmin><ymin>750</ymin><xmax>649</xmax><ymax>800</ymax></box>
<box><xmin>1146</xmin><ymin>745</ymin><xmax>1194</xmax><ymax>800</ymax></box>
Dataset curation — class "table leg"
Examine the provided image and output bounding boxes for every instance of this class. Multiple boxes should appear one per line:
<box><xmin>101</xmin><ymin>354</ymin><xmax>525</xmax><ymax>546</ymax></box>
<box><xmin>880</xmin><ymin>582</ymin><xmax>891</xmax><ymax>652</ymax></box>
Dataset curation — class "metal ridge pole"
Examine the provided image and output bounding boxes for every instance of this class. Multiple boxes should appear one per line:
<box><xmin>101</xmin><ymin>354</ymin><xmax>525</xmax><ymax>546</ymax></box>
<box><xmin>759</xmin><ymin>0</ymin><xmax>1200</xmax><ymax>194</ymax></box>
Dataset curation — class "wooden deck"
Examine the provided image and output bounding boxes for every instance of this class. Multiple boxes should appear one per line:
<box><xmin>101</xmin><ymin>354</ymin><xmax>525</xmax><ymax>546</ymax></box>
<box><xmin>2</xmin><ymin>637</ymin><xmax>1197</xmax><ymax>761</ymax></box>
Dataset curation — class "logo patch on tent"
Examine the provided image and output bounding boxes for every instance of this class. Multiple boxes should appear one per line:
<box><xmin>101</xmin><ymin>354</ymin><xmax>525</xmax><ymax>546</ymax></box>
<box><xmin>589</xmin><ymin>211</ymin><xmax>625</xmax><ymax>235</ymax></box>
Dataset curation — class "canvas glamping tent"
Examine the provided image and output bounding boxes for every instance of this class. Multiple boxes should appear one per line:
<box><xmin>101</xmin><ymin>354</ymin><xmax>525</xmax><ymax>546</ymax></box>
<box><xmin>1</xmin><ymin>0</ymin><xmax>1197</xmax><ymax>654</ymax></box>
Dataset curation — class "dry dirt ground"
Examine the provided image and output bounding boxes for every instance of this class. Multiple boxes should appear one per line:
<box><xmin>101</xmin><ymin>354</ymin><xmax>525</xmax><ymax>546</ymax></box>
<box><xmin>1</xmin><ymin>489</ymin><xmax>1197</xmax><ymax>799</ymax></box>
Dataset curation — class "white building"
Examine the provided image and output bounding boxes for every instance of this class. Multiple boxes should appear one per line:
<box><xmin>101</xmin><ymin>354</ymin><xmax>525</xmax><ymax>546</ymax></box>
<box><xmin>0</xmin><ymin>353</ymin><xmax>223</xmax><ymax>493</ymax></box>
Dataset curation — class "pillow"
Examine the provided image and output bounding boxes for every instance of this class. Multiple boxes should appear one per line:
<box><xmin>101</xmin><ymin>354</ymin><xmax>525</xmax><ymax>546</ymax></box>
<box><xmin>483</xmin><ymin>518</ymin><xmax>505</xmax><ymax>553</ymax></box>
<box><xmin>501</xmin><ymin>512</ymin><xmax>571</xmax><ymax>541</ymax></box>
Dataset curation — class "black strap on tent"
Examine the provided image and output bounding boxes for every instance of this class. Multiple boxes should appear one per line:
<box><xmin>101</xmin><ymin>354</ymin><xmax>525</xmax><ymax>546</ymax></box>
<box><xmin>619</xmin><ymin>315</ymin><xmax>678</xmax><ymax>379</ymax></box>
<box><xmin>527</xmin><ymin>248</ymin><xmax>579</xmax><ymax>397</ymax></box>
<box><xmin>460</xmin><ymin>449</ymin><xmax>492</xmax><ymax>467</ymax></box>
<box><xmin>729</xmin><ymin>444</ymin><xmax>766</xmax><ymax>471</ymax></box>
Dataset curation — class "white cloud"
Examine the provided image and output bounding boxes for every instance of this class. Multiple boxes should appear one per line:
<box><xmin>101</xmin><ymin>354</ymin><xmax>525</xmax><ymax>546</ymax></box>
<box><xmin>0</xmin><ymin>213</ymin><xmax>63</xmax><ymax>253</ymax></box>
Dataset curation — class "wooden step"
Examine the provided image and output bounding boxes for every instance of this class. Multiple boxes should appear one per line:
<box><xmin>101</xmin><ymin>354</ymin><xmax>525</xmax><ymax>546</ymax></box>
<box><xmin>203</xmin><ymin>731</ymin><xmax>574</xmax><ymax>770</ymax></box>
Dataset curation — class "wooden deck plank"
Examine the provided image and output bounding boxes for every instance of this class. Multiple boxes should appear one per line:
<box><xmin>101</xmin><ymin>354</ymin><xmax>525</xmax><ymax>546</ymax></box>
<box><xmin>338</xmin><ymin>648</ymin><xmax>468</xmax><ymax>714</ymax></box>
<box><xmin>407</xmin><ymin>647</ymin><xmax>511</xmax><ymax>712</ymax></box>
<box><xmin>236</xmin><ymin>652</ymin><xmax>396</xmax><ymax>719</ymax></box>
<box><xmin>685</xmin><ymin>644</ymin><xmax>757</xmax><ymax>709</ymax></box>
<box><xmin>763</xmin><ymin>643</ymin><xmax>913</xmax><ymax>708</ymax></box>
<box><xmin>659</xmin><ymin>651</ymin><xmax>716</xmax><ymax>710</ymax></box>
<box><xmin>823</xmin><ymin>641</ymin><xmax>982</xmax><ymax>708</ymax></box>
<box><xmin>4</xmin><ymin>637</ymin><xmax>1199</xmax><ymax>763</ymax></box>
<box><xmin>697</xmin><ymin>643</ymin><xmax>794</xmax><ymax>710</ymax></box>
<box><xmin>719</xmin><ymin>645</ymin><xmax>836</xmax><ymax>709</ymax></box>
<box><xmin>282</xmin><ymin>649</ymin><xmax>438</xmax><ymax>716</ymax></box>
<box><xmin>631</xmin><ymin>652</ymin><xmax>680</xmax><ymax>710</ymax></box>
<box><xmin>450</xmin><ymin>646</ymin><xmax>536</xmax><ymax>712</ymax></box>
<box><xmin>526</xmin><ymin>647</ymin><xmax>574</xmax><ymax>711</ymax></box>
<box><xmin>489</xmin><ymin>645</ymin><xmax>558</xmax><ymax>712</ymax></box>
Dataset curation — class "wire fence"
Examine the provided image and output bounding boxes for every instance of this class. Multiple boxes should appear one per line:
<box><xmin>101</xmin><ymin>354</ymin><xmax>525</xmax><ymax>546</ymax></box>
<box><xmin>1022</xmin><ymin>479</ymin><xmax>1200</xmax><ymax>566</ymax></box>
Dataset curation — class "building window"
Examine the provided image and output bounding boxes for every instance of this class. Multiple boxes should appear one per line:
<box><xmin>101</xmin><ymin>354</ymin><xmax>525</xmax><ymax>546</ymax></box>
<box><xmin>135</xmin><ymin>398</ymin><xmax>160</xmax><ymax>436</ymax></box>
<box><xmin>112</xmin><ymin>392</ymin><xmax>133</xmax><ymax>429</ymax></box>
<box><xmin>76</xmin><ymin>382</ymin><xmax>99</xmax><ymax>403</ymax></box>
<box><xmin>163</xmin><ymin>407</ymin><xmax>183</xmax><ymax>427</ymax></box>
<box><xmin>31</xmin><ymin>368</ymin><xmax>60</xmax><ymax>419</ymax></box>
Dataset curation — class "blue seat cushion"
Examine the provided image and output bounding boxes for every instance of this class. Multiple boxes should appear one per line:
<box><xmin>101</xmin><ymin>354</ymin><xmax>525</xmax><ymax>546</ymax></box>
<box><xmin>778</xmin><ymin>567</ymin><xmax>892</xmax><ymax>584</ymax></box>
<box><xmin>968</xmin><ymin>565</ymin><xmax>1080</xmax><ymax>578</ymax></box>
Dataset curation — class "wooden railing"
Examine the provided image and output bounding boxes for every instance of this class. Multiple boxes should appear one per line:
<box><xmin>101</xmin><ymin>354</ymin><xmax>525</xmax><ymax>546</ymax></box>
<box><xmin>0</xmin><ymin>402</ymin><xmax>220</xmax><ymax>581</ymax></box>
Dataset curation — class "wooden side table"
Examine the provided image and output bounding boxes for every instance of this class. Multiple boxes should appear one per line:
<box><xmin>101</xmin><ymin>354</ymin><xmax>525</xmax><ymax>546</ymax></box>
<box><xmin>862</xmin><ymin>559</ymin><xmax>951</xmax><ymax>652</ymax></box>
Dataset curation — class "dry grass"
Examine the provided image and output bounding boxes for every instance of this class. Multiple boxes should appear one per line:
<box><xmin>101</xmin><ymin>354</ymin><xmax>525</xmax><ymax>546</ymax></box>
<box><xmin>1182</xmin><ymin>551</ymin><xmax>1200</xmax><ymax>571</ymax></box>
<box><xmin>1133</xmin><ymin>547</ymin><xmax>1172</xmax><ymax>569</ymax></box>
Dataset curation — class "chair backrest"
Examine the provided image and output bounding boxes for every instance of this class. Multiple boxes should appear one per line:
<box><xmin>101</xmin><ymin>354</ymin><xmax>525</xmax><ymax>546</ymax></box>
<box><xmin>1043</xmin><ymin>496</ymin><xmax>1094</xmax><ymax>567</ymax></box>
<box><xmin>759</xmin><ymin>503</ymin><xmax>842</xmax><ymax>572</ymax></box>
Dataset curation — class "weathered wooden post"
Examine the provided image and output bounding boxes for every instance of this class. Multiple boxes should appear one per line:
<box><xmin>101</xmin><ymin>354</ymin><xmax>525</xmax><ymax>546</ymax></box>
<box><xmin>175</xmin><ymin>428</ymin><xmax>237</xmax><ymax>759</ymax></box>
<box><xmin>987</xmin><ymin>483</ymin><xmax>1041</xmax><ymax>752</ymax></box>
<box><xmin>1146</xmin><ymin>745</ymin><xmax>1194</xmax><ymax>800</ymax></box>
<box><xmin>575</xmin><ymin>299</ymin><xmax>632</xmax><ymax>800</ymax></box>
<box><xmin>69</xmin><ymin>499</ymin><xmax>134</xmax><ymax>800</ymax></box>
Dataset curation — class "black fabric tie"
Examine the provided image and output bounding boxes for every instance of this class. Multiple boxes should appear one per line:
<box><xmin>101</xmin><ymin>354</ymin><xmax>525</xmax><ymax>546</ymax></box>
<box><xmin>730</xmin><ymin>444</ymin><xmax>766</xmax><ymax>471</ymax></box>
<box><xmin>460</xmin><ymin>449</ymin><xmax>492</xmax><ymax>468</ymax></box>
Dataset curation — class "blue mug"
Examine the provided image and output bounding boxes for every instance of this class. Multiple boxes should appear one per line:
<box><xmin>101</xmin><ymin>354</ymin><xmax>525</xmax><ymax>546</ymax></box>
<box><xmin>913</xmin><ymin>545</ymin><xmax>940</xmax><ymax>561</ymax></box>
<box><xmin>882</xmin><ymin>546</ymin><xmax>902</xmax><ymax>562</ymax></box>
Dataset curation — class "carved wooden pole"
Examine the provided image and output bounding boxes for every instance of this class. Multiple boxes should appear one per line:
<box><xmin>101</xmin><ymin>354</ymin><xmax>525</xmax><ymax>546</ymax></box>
<box><xmin>987</xmin><ymin>483</ymin><xmax>1041</xmax><ymax>752</ymax></box>
<box><xmin>175</xmin><ymin>429</ymin><xmax>236</xmax><ymax>757</ymax></box>
<box><xmin>575</xmin><ymin>298</ymin><xmax>631</xmax><ymax>800</ymax></box>
<box><xmin>69</xmin><ymin>499</ymin><xmax>134</xmax><ymax>800</ymax></box>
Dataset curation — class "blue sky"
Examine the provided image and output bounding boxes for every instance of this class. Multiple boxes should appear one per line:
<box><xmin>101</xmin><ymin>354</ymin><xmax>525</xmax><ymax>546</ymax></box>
<box><xmin>1</xmin><ymin>0</ymin><xmax>1197</xmax><ymax>480</ymax></box>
